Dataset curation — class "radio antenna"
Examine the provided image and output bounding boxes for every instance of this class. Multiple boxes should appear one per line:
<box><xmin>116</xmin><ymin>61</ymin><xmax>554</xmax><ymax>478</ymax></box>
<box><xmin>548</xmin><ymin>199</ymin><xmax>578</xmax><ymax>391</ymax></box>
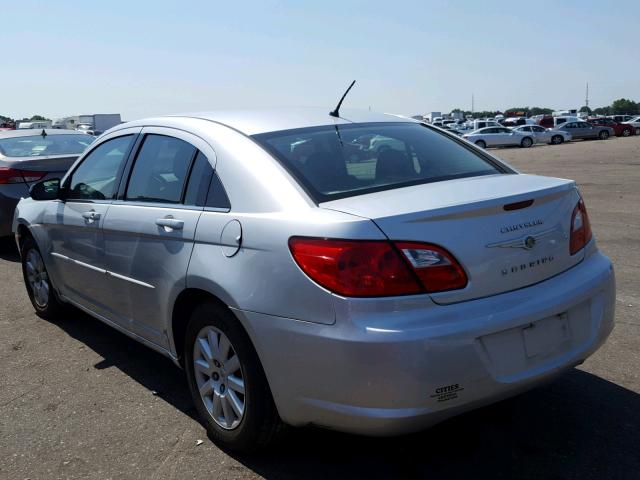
<box><xmin>329</xmin><ymin>80</ymin><xmax>356</xmax><ymax>118</ymax></box>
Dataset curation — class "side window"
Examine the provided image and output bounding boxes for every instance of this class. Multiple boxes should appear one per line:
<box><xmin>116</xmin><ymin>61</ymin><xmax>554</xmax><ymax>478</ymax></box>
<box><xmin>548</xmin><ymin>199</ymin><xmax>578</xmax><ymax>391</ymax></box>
<box><xmin>126</xmin><ymin>134</ymin><xmax>196</xmax><ymax>203</ymax></box>
<box><xmin>67</xmin><ymin>135</ymin><xmax>134</xmax><ymax>201</ymax></box>
<box><xmin>206</xmin><ymin>171</ymin><xmax>231</xmax><ymax>210</ymax></box>
<box><xmin>184</xmin><ymin>152</ymin><xmax>214</xmax><ymax>206</ymax></box>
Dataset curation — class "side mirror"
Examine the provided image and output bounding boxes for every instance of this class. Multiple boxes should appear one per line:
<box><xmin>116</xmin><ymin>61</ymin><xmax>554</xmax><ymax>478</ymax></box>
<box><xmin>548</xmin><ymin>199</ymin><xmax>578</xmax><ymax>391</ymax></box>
<box><xmin>30</xmin><ymin>178</ymin><xmax>61</xmax><ymax>201</ymax></box>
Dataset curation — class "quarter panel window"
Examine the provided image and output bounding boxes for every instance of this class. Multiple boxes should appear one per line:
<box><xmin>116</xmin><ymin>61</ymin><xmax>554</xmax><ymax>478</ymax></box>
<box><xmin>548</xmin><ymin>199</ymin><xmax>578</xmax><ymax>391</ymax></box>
<box><xmin>126</xmin><ymin>134</ymin><xmax>196</xmax><ymax>203</ymax></box>
<box><xmin>67</xmin><ymin>135</ymin><xmax>134</xmax><ymax>201</ymax></box>
<box><xmin>184</xmin><ymin>152</ymin><xmax>214</xmax><ymax>206</ymax></box>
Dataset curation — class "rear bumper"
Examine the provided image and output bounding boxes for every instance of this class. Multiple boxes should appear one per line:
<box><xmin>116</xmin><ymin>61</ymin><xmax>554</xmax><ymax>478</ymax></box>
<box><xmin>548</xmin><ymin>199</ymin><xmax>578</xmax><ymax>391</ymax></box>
<box><xmin>0</xmin><ymin>184</ymin><xmax>29</xmax><ymax>237</ymax></box>
<box><xmin>235</xmin><ymin>249</ymin><xmax>615</xmax><ymax>435</ymax></box>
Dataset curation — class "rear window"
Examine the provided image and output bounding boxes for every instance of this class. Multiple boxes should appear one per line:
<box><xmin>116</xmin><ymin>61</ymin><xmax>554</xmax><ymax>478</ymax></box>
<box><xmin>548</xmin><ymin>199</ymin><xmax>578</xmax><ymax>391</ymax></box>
<box><xmin>0</xmin><ymin>134</ymin><xmax>94</xmax><ymax>158</ymax></box>
<box><xmin>253</xmin><ymin>123</ymin><xmax>505</xmax><ymax>201</ymax></box>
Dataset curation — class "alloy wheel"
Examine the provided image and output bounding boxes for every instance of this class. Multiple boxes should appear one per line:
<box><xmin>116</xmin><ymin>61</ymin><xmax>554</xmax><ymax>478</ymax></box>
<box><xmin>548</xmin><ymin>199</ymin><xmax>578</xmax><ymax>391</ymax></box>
<box><xmin>193</xmin><ymin>325</ymin><xmax>246</xmax><ymax>430</ymax></box>
<box><xmin>25</xmin><ymin>249</ymin><xmax>49</xmax><ymax>308</ymax></box>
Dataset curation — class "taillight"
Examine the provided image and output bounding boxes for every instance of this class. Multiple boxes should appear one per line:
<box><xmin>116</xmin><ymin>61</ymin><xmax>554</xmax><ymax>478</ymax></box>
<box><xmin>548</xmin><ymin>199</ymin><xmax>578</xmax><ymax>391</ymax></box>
<box><xmin>0</xmin><ymin>167</ymin><xmax>47</xmax><ymax>185</ymax></box>
<box><xmin>570</xmin><ymin>199</ymin><xmax>592</xmax><ymax>255</ymax></box>
<box><xmin>288</xmin><ymin>237</ymin><xmax>467</xmax><ymax>297</ymax></box>
<box><xmin>396</xmin><ymin>242</ymin><xmax>468</xmax><ymax>292</ymax></box>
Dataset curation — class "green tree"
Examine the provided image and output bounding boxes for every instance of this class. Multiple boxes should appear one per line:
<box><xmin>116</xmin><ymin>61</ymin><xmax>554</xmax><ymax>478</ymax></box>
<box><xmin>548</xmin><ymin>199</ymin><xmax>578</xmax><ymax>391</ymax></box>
<box><xmin>611</xmin><ymin>98</ymin><xmax>638</xmax><ymax>115</ymax></box>
<box><xmin>530</xmin><ymin>107</ymin><xmax>553</xmax><ymax>116</ymax></box>
<box><xmin>29</xmin><ymin>114</ymin><xmax>50</xmax><ymax>121</ymax></box>
<box><xmin>592</xmin><ymin>106</ymin><xmax>611</xmax><ymax>115</ymax></box>
<box><xmin>579</xmin><ymin>106</ymin><xmax>592</xmax><ymax>114</ymax></box>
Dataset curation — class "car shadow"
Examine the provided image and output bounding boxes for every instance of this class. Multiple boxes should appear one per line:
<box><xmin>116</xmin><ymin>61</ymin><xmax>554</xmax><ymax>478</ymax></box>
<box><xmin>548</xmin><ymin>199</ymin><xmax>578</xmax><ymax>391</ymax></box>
<box><xmin>0</xmin><ymin>237</ymin><xmax>20</xmax><ymax>262</ymax></box>
<box><xmin>51</xmin><ymin>309</ymin><xmax>639</xmax><ymax>480</ymax></box>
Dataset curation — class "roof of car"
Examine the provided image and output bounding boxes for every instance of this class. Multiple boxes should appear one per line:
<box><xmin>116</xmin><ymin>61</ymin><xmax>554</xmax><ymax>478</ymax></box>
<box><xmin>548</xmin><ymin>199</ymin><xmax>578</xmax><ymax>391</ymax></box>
<box><xmin>0</xmin><ymin>128</ymin><xmax>84</xmax><ymax>139</ymax></box>
<box><xmin>120</xmin><ymin>107</ymin><xmax>415</xmax><ymax>136</ymax></box>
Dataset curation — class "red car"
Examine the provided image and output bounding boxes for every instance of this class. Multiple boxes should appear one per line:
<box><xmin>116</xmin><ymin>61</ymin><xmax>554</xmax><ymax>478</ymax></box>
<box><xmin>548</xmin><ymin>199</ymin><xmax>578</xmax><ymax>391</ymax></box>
<box><xmin>587</xmin><ymin>117</ymin><xmax>634</xmax><ymax>137</ymax></box>
<box><xmin>537</xmin><ymin>116</ymin><xmax>554</xmax><ymax>128</ymax></box>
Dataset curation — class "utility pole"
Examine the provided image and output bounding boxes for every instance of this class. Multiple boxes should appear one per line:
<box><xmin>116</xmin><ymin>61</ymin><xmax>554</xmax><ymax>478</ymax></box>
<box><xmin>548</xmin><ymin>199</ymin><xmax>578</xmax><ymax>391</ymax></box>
<box><xmin>471</xmin><ymin>93</ymin><xmax>474</xmax><ymax>115</ymax></box>
<box><xmin>585</xmin><ymin>82</ymin><xmax>589</xmax><ymax>110</ymax></box>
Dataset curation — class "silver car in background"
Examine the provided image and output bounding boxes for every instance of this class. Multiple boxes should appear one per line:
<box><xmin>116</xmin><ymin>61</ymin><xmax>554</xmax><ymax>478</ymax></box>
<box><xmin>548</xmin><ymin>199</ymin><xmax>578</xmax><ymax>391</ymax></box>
<box><xmin>462</xmin><ymin>126</ymin><xmax>534</xmax><ymax>148</ymax></box>
<box><xmin>512</xmin><ymin>125</ymin><xmax>572</xmax><ymax>145</ymax></box>
<box><xmin>0</xmin><ymin>129</ymin><xmax>94</xmax><ymax>238</ymax></box>
<box><xmin>555</xmin><ymin>121</ymin><xmax>614</xmax><ymax>140</ymax></box>
<box><xmin>14</xmin><ymin>109</ymin><xmax>615</xmax><ymax>452</ymax></box>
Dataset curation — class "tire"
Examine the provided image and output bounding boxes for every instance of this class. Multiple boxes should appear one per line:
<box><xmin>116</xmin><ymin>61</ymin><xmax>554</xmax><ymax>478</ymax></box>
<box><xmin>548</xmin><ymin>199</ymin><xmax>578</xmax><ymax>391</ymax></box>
<box><xmin>550</xmin><ymin>135</ymin><xmax>564</xmax><ymax>145</ymax></box>
<box><xmin>621</xmin><ymin>128</ymin><xmax>631</xmax><ymax>137</ymax></box>
<box><xmin>184</xmin><ymin>301</ymin><xmax>283</xmax><ymax>452</ymax></box>
<box><xmin>475</xmin><ymin>140</ymin><xmax>486</xmax><ymax>149</ymax></box>
<box><xmin>20</xmin><ymin>235</ymin><xmax>65</xmax><ymax>319</ymax></box>
<box><xmin>635</xmin><ymin>127</ymin><xmax>640</xmax><ymax>136</ymax></box>
<box><xmin>520</xmin><ymin>137</ymin><xmax>533</xmax><ymax>148</ymax></box>
<box><xmin>598</xmin><ymin>130</ymin><xmax>610</xmax><ymax>140</ymax></box>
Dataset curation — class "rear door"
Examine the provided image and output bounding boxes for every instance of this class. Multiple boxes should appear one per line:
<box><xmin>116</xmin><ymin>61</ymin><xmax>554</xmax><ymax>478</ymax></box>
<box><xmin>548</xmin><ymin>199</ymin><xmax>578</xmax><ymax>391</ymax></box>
<box><xmin>45</xmin><ymin>132</ymin><xmax>138</xmax><ymax>313</ymax></box>
<box><xmin>102</xmin><ymin>128</ymin><xmax>215</xmax><ymax>347</ymax></box>
<box><xmin>494</xmin><ymin>127</ymin><xmax>515</xmax><ymax>146</ymax></box>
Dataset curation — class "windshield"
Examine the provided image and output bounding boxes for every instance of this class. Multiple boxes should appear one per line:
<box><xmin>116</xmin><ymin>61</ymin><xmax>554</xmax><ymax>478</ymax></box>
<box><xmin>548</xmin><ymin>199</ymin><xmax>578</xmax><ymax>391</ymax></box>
<box><xmin>0</xmin><ymin>134</ymin><xmax>94</xmax><ymax>158</ymax></box>
<box><xmin>253</xmin><ymin>122</ymin><xmax>507</xmax><ymax>202</ymax></box>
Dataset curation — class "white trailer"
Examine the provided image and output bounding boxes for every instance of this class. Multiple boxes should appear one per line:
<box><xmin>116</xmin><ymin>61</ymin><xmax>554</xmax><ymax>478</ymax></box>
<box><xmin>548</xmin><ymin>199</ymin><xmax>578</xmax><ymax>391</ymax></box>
<box><xmin>77</xmin><ymin>114</ymin><xmax>122</xmax><ymax>134</ymax></box>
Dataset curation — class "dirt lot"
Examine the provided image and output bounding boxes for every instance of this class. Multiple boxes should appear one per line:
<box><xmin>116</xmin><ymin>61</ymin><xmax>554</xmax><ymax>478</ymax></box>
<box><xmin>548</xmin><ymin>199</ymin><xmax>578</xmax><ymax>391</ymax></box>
<box><xmin>1</xmin><ymin>137</ymin><xmax>639</xmax><ymax>480</ymax></box>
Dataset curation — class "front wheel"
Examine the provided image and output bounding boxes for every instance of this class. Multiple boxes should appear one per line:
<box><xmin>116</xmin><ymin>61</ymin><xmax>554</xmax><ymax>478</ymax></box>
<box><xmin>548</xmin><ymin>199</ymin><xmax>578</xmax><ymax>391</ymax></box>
<box><xmin>550</xmin><ymin>135</ymin><xmax>564</xmax><ymax>145</ymax></box>
<box><xmin>621</xmin><ymin>128</ymin><xmax>632</xmax><ymax>137</ymax></box>
<box><xmin>599</xmin><ymin>130</ymin><xmax>610</xmax><ymax>140</ymax></box>
<box><xmin>635</xmin><ymin>127</ymin><xmax>640</xmax><ymax>136</ymax></box>
<box><xmin>184</xmin><ymin>301</ymin><xmax>283</xmax><ymax>452</ymax></box>
<box><xmin>21</xmin><ymin>236</ymin><xmax>65</xmax><ymax>319</ymax></box>
<box><xmin>475</xmin><ymin>140</ymin><xmax>486</xmax><ymax>149</ymax></box>
<box><xmin>520</xmin><ymin>137</ymin><xmax>533</xmax><ymax>148</ymax></box>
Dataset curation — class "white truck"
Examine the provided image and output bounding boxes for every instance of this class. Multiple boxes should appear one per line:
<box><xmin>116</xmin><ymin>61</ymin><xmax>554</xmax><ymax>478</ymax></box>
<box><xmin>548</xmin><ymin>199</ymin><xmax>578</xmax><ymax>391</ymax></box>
<box><xmin>424</xmin><ymin>112</ymin><xmax>442</xmax><ymax>123</ymax></box>
<box><xmin>76</xmin><ymin>114</ymin><xmax>122</xmax><ymax>135</ymax></box>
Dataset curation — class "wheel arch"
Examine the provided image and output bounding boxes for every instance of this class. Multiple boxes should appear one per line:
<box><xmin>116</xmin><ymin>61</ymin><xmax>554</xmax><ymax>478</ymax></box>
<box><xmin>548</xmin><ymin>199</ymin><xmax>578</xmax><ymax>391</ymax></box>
<box><xmin>171</xmin><ymin>288</ymin><xmax>254</xmax><ymax>368</ymax></box>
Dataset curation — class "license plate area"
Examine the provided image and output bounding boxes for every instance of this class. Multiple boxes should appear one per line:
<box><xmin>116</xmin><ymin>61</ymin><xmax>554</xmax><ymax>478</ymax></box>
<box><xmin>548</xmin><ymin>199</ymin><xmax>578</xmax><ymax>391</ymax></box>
<box><xmin>522</xmin><ymin>312</ymin><xmax>570</xmax><ymax>358</ymax></box>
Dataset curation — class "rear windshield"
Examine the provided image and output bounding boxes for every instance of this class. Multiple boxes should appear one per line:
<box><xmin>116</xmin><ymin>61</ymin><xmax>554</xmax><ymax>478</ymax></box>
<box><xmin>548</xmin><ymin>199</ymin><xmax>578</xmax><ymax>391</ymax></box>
<box><xmin>253</xmin><ymin>122</ymin><xmax>506</xmax><ymax>202</ymax></box>
<box><xmin>0</xmin><ymin>134</ymin><xmax>94</xmax><ymax>158</ymax></box>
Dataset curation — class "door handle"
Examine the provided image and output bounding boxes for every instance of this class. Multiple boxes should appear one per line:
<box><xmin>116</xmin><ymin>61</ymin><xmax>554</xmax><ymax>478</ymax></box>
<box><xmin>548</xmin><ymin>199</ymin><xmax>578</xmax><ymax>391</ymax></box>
<box><xmin>81</xmin><ymin>210</ymin><xmax>100</xmax><ymax>222</ymax></box>
<box><xmin>156</xmin><ymin>216</ymin><xmax>184</xmax><ymax>231</ymax></box>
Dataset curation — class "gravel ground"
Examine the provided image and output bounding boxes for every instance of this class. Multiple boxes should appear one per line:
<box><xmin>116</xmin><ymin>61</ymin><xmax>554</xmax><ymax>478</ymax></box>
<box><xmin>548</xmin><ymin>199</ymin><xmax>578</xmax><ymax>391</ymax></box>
<box><xmin>1</xmin><ymin>136</ymin><xmax>638</xmax><ymax>480</ymax></box>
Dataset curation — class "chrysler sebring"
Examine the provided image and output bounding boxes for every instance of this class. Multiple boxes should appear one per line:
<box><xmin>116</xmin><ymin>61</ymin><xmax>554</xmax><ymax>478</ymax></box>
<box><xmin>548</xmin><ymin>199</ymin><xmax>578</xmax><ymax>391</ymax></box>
<box><xmin>13</xmin><ymin>108</ymin><xmax>615</xmax><ymax>451</ymax></box>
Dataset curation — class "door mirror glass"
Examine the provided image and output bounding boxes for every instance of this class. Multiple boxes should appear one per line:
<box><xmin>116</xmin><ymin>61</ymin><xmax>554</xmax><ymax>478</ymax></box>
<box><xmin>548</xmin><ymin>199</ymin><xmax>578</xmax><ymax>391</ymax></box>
<box><xmin>30</xmin><ymin>178</ymin><xmax>60</xmax><ymax>201</ymax></box>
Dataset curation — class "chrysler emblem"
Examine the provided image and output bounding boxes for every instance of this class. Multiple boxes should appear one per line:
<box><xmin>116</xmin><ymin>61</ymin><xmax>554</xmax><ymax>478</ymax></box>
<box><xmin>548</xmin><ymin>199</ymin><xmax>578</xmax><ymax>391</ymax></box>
<box><xmin>486</xmin><ymin>227</ymin><xmax>560</xmax><ymax>250</ymax></box>
<box><xmin>524</xmin><ymin>236</ymin><xmax>536</xmax><ymax>249</ymax></box>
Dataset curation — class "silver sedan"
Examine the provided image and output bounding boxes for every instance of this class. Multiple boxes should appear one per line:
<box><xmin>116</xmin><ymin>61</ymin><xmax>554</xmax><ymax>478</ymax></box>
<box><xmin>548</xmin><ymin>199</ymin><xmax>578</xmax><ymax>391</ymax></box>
<box><xmin>512</xmin><ymin>125</ymin><xmax>572</xmax><ymax>145</ymax></box>
<box><xmin>462</xmin><ymin>126</ymin><xmax>534</xmax><ymax>148</ymax></box>
<box><xmin>14</xmin><ymin>108</ymin><xmax>615</xmax><ymax>452</ymax></box>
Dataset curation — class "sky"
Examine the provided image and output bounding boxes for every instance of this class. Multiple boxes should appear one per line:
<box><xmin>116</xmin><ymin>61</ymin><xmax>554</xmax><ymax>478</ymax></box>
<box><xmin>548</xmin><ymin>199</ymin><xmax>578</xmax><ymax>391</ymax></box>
<box><xmin>3</xmin><ymin>1</ymin><xmax>639</xmax><ymax>121</ymax></box>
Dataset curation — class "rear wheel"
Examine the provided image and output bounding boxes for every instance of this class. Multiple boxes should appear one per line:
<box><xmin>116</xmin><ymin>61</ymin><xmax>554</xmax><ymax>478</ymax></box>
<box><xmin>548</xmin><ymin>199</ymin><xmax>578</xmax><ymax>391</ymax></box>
<box><xmin>621</xmin><ymin>128</ymin><xmax>631</xmax><ymax>137</ymax></box>
<box><xmin>21</xmin><ymin>236</ymin><xmax>65</xmax><ymax>319</ymax></box>
<box><xmin>475</xmin><ymin>140</ymin><xmax>486</xmax><ymax>149</ymax></box>
<box><xmin>184</xmin><ymin>301</ymin><xmax>283</xmax><ymax>452</ymax></box>
<box><xmin>598</xmin><ymin>130</ymin><xmax>610</xmax><ymax>140</ymax></box>
<box><xmin>550</xmin><ymin>135</ymin><xmax>564</xmax><ymax>145</ymax></box>
<box><xmin>635</xmin><ymin>127</ymin><xmax>640</xmax><ymax>136</ymax></box>
<box><xmin>520</xmin><ymin>137</ymin><xmax>533</xmax><ymax>148</ymax></box>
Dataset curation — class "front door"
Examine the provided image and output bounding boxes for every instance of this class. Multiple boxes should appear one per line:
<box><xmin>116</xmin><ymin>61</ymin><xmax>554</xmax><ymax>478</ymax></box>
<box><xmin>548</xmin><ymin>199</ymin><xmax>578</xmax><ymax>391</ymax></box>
<box><xmin>46</xmin><ymin>133</ymin><xmax>137</xmax><ymax>315</ymax></box>
<box><xmin>102</xmin><ymin>128</ymin><xmax>216</xmax><ymax>347</ymax></box>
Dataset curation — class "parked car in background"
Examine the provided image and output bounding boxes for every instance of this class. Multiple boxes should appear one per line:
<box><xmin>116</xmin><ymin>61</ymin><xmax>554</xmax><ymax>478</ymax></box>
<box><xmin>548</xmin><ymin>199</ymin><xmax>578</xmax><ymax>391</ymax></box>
<box><xmin>587</xmin><ymin>117</ymin><xmax>634</xmax><ymax>137</ymax></box>
<box><xmin>462</xmin><ymin>126</ymin><xmax>534</xmax><ymax>148</ymax></box>
<box><xmin>554</xmin><ymin>116</ymin><xmax>581</xmax><ymax>127</ymax></box>
<box><xmin>0</xmin><ymin>129</ymin><xmax>94</xmax><ymax>238</ymax></box>
<box><xmin>13</xmin><ymin>108</ymin><xmax>614</xmax><ymax>452</ymax></box>
<box><xmin>537</xmin><ymin>116</ymin><xmax>554</xmax><ymax>128</ymax></box>
<box><xmin>555</xmin><ymin>121</ymin><xmax>614</xmax><ymax>140</ymax></box>
<box><xmin>609</xmin><ymin>115</ymin><xmax>634</xmax><ymax>123</ymax></box>
<box><xmin>500</xmin><ymin>117</ymin><xmax>534</xmax><ymax>127</ymax></box>
<box><xmin>17</xmin><ymin>121</ymin><xmax>52</xmax><ymax>130</ymax></box>
<box><xmin>623</xmin><ymin>116</ymin><xmax>640</xmax><ymax>136</ymax></box>
<box><xmin>512</xmin><ymin>125</ymin><xmax>572</xmax><ymax>145</ymax></box>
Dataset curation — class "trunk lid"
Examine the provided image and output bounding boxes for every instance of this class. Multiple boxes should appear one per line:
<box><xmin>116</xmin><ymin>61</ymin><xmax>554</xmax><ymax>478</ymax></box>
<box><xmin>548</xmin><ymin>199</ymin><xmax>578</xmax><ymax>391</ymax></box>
<box><xmin>321</xmin><ymin>174</ymin><xmax>583</xmax><ymax>304</ymax></box>
<box><xmin>3</xmin><ymin>154</ymin><xmax>79</xmax><ymax>185</ymax></box>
